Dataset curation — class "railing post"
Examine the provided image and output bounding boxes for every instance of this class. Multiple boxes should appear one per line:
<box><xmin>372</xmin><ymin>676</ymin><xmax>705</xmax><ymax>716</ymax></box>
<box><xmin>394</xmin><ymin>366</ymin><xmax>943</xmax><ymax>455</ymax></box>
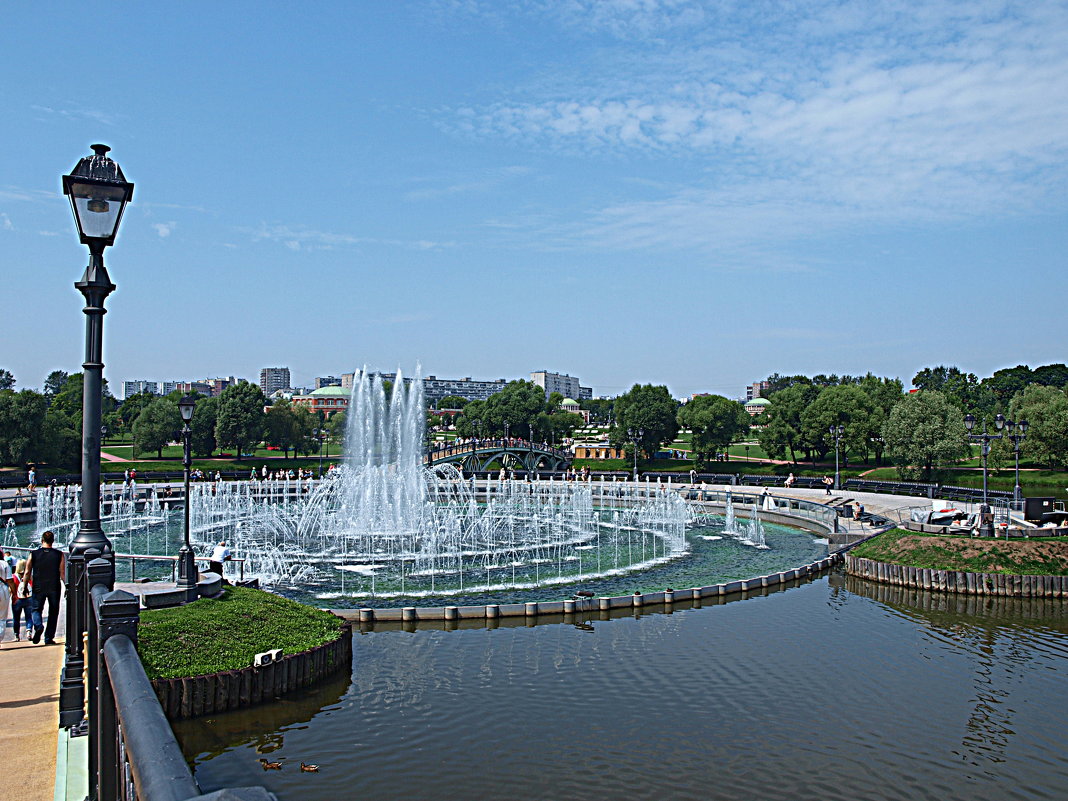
<box><xmin>92</xmin><ymin>583</ymin><xmax>140</xmax><ymax>801</ymax></box>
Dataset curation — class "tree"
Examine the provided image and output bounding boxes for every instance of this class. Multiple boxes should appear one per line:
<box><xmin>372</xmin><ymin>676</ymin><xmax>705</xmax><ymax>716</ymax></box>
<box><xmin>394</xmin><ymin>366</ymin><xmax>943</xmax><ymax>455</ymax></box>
<box><xmin>190</xmin><ymin>396</ymin><xmax>220</xmax><ymax>457</ymax></box>
<box><xmin>132</xmin><ymin>398</ymin><xmax>181</xmax><ymax>458</ymax></box>
<box><xmin>1032</xmin><ymin>363</ymin><xmax>1068</xmax><ymax>388</ymax></box>
<box><xmin>455</xmin><ymin>400</ymin><xmax>487</xmax><ymax>437</ymax></box>
<box><xmin>482</xmin><ymin>380</ymin><xmax>547</xmax><ymax>436</ymax></box>
<box><xmin>40</xmin><ymin>408</ymin><xmax>81</xmax><ymax>470</ymax></box>
<box><xmin>677</xmin><ymin>395</ymin><xmax>750</xmax><ymax>466</ymax></box>
<box><xmin>215</xmin><ymin>382</ymin><xmax>266</xmax><ymax>459</ymax></box>
<box><xmin>1009</xmin><ymin>385</ymin><xmax>1068</xmax><ymax>469</ymax></box>
<box><xmin>436</xmin><ymin>395</ymin><xmax>469</xmax><ymax>410</ymax></box>
<box><xmin>882</xmin><ymin>391</ymin><xmax>968</xmax><ymax>481</ymax></box>
<box><xmin>610</xmin><ymin>384</ymin><xmax>679</xmax><ymax>460</ymax></box>
<box><xmin>859</xmin><ymin>374</ymin><xmax>904</xmax><ymax>465</ymax></box>
<box><xmin>764</xmin><ymin>374</ymin><xmax>812</xmax><ymax>395</ymax></box>
<box><xmin>0</xmin><ymin>389</ymin><xmax>48</xmax><ymax>466</ymax></box>
<box><xmin>580</xmin><ymin>397</ymin><xmax>614</xmax><ymax>424</ymax></box>
<box><xmin>49</xmin><ymin>373</ymin><xmax>117</xmax><ymax>427</ymax></box>
<box><xmin>43</xmin><ymin>370</ymin><xmax>70</xmax><ymax>397</ymax></box>
<box><xmin>326</xmin><ymin>410</ymin><xmax>347</xmax><ymax>449</ymax></box>
<box><xmin>0</xmin><ymin>369</ymin><xmax>14</xmax><ymax>391</ymax></box>
<box><xmin>912</xmin><ymin>365</ymin><xmax>985</xmax><ymax>413</ymax></box>
<box><xmin>801</xmin><ymin>385</ymin><xmax>875</xmax><ymax>463</ymax></box>
<box><xmin>264</xmin><ymin>401</ymin><xmax>315</xmax><ymax>458</ymax></box>
<box><xmin>757</xmin><ymin>383</ymin><xmax>819</xmax><ymax>464</ymax></box>
<box><xmin>117</xmin><ymin>391</ymin><xmax>157</xmax><ymax>435</ymax></box>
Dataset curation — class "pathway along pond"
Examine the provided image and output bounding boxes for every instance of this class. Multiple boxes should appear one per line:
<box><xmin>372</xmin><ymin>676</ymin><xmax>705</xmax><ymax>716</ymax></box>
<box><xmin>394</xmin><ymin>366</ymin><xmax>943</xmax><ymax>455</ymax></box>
<box><xmin>176</xmin><ymin>571</ymin><xmax>1068</xmax><ymax>801</ymax></box>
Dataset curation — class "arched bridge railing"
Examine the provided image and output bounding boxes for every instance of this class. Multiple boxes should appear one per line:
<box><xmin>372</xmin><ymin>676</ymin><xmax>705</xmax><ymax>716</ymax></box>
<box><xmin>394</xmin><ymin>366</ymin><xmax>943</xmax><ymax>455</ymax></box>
<box><xmin>425</xmin><ymin>438</ymin><xmax>572</xmax><ymax>473</ymax></box>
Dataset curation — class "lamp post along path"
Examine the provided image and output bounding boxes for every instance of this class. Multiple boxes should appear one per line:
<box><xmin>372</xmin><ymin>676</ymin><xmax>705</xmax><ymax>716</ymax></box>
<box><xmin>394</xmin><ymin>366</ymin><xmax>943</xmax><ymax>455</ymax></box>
<box><xmin>60</xmin><ymin>144</ymin><xmax>133</xmax><ymax>729</ymax></box>
<box><xmin>965</xmin><ymin>413</ymin><xmax>1005</xmax><ymax>536</ymax></box>
<box><xmin>176</xmin><ymin>395</ymin><xmax>198</xmax><ymax>599</ymax></box>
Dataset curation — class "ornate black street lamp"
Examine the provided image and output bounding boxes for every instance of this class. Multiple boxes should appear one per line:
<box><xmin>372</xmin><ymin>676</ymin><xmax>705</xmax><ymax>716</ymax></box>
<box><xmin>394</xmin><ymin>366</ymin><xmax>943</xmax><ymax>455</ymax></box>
<box><xmin>60</xmin><ymin>144</ymin><xmax>134</xmax><ymax>728</ymax></box>
<box><xmin>316</xmin><ymin>428</ymin><xmax>326</xmax><ymax>477</ymax></box>
<box><xmin>175</xmin><ymin>396</ymin><xmax>198</xmax><ymax>599</ymax></box>
<box><xmin>965</xmin><ymin>412</ymin><xmax>1005</xmax><ymax>535</ymax></box>
<box><xmin>829</xmin><ymin>424</ymin><xmax>844</xmax><ymax>490</ymax></box>
<box><xmin>1003</xmin><ymin>419</ymin><xmax>1029</xmax><ymax>509</ymax></box>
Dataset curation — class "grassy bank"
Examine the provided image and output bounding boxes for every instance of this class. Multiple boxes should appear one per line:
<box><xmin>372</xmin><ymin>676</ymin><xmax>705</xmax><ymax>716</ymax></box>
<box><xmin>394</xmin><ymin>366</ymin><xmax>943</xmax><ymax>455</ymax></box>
<box><xmin>851</xmin><ymin>529</ymin><xmax>1068</xmax><ymax>575</ymax></box>
<box><xmin>137</xmin><ymin>586</ymin><xmax>343</xmax><ymax>680</ymax></box>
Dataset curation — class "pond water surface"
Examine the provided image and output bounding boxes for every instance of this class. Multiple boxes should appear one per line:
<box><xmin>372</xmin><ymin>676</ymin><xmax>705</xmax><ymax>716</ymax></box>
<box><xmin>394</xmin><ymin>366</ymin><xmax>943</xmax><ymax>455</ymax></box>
<box><xmin>175</xmin><ymin>572</ymin><xmax>1068</xmax><ymax>801</ymax></box>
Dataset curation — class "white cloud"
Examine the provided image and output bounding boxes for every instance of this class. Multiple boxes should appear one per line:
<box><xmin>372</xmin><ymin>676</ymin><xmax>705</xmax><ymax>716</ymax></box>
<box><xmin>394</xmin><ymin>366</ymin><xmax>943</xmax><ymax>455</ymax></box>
<box><xmin>249</xmin><ymin>223</ymin><xmax>456</xmax><ymax>252</ymax></box>
<box><xmin>152</xmin><ymin>222</ymin><xmax>176</xmax><ymax>238</ymax></box>
<box><xmin>1</xmin><ymin>213</ymin><xmax>12</xmax><ymax>230</ymax></box>
<box><xmin>443</xmin><ymin>1</ymin><xmax>1068</xmax><ymax>257</ymax></box>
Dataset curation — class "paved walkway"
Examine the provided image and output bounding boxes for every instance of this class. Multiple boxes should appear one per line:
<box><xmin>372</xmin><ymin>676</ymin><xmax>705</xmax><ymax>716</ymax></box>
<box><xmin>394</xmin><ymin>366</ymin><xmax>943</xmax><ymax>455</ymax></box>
<box><xmin>0</xmin><ymin>633</ymin><xmax>65</xmax><ymax>801</ymax></box>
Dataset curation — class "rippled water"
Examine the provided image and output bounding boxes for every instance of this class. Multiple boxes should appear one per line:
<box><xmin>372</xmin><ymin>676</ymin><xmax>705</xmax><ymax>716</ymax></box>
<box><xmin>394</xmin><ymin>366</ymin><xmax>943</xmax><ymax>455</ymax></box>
<box><xmin>175</xmin><ymin>573</ymin><xmax>1068</xmax><ymax>801</ymax></box>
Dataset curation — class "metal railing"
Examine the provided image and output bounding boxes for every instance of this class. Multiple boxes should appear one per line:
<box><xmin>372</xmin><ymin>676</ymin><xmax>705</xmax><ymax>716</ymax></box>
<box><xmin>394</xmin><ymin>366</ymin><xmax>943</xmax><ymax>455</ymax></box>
<box><xmin>85</xmin><ymin>556</ymin><xmax>271</xmax><ymax>801</ymax></box>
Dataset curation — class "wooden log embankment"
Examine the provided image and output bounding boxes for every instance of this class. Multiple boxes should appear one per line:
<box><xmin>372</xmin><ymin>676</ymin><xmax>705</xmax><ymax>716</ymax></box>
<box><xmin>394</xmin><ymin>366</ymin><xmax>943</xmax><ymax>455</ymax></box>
<box><xmin>844</xmin><ymin>555</ymin><xmax>1068</xmax><ymax>598</ymax></box>
<box><xmin>152</xmin><ymin>623</ymin><xmax>353</xmax><ymax>720</ymax></box>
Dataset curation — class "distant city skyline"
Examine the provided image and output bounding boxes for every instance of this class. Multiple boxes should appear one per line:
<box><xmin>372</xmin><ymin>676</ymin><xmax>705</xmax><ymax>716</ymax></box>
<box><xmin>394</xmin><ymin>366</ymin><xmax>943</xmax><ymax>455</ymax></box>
<box><xmin>3</xmin><ymin>2</ymin><xmax>1066</xmax><ymax>398</ymax></box>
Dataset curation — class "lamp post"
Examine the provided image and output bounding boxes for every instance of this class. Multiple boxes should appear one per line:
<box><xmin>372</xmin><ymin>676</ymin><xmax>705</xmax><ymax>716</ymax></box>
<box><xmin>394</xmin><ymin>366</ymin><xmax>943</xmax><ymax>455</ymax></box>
<box><xmin>1003</xmin><ymin>419</ymin><xmax>1029</xmax><ymax>509</ymax></box>
<box><xmin>316</xmin><ymin>429</ymin><xmax>326</xmax><ymax>478</ymax></box>
<box><xmin>60</xmin><ymin>144</ymin><xmax>134</xmax><ymax>728</ymax></box>
<box><xmin>176</xmin><ymin>395</ymin><xmax>198</xmax><ymax>600</ymax></box>
<box><xmin>964</xmin><ymin>413</ymin><xmax>1005</xmax><ymax>535</ymax></box>
<box><xmin>627</xmin><ymin>427</ymin><xmax>644</xmax><ymax>481</ymax></box>
<box><xmin>745</xmin><ymin>444</ymin><xmax>750</xmax><ymax>462</ymax></box>
<box><xmin>829</xmin><ymin>424</ymin><xmax>844</xmax><ymax>490</ymax></box>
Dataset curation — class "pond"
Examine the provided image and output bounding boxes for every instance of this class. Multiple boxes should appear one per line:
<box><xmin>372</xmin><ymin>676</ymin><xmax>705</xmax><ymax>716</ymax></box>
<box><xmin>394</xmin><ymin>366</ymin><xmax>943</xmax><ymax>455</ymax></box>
<box><xmin>175</xmin><ymin>572</ymin><xmax>1068</xmax><ymax>801</ymax></box>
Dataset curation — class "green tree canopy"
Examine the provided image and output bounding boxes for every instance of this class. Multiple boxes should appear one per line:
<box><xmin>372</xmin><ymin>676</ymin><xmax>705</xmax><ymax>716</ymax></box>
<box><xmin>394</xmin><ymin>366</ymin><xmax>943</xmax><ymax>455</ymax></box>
<box><xmin>132</xmin><ymin>398</ymin><xmax>182</xmax><ymax>458</ymax></box>
<box><xmin>0</xmin><ymin>390</ymin><xmax>48</xmax><ymax>466</ymax></box>
<box><xmin>801</xmin><ymin>385</ymin><xmax>876</xmax><ymax>461</ymax></box>
<box><xmin>882</xmin><ymin>390</ymin><xmax>968</xmax><ymax>481</ymax></box>
<box><xmin>436</xmin><ymin>395</ymin><xmax>469</xmax><ymax>410</ymax></box>
<box><xmin>215</xmin><ymin>382</ymin><xmax>266</xmax><ymax>459</ymax></box>
<box><xmin>0</xmin><ymin>369</ymin><xmax>14</xmax><ymax>391</ymax></box>
<box><xmin>677</xmin><ymin>395</ymin><xmax>750</xmax><ymax>465</ymax></box>
<box><xmin>610</xmin><ymin>384</ymin><xmax>679</xmax><ymax>459</ymax></box>
<box><xmin>264</xmin><ymin>401</ymin><xmax>317</xmax><ymax>458</ymax></box>
<box><xmin>117</xmin><ymin>391</ymin><xmax>157</xmax><ymax>433</ymax></box>
<box><xmin>481</xmin><ymin>380</ymin><xmax>547</xmax><ymax>436</ymax></box>
<box><xmin>580</xmin><ymin>397</ymin><xmax>613</xmax><ymax>424</ymax></box>
<box><xmin>1008</xmin><ymin>385</ymin><xmax>1068</xmax><ymax>470</ymax></box>
<box><xmin>756</xmin><ymin>383</ymin><xmax>819</xmax><ymax>464</ymax></box>
<box><xmin>190</xmin><ymin>396</ymin><xmax>220</xmax><ymax>457</ymax></box>
<box><xmin>43</xmin><ymin>370</ymin><xmax>70</xmax><ymax>397</ymax></box>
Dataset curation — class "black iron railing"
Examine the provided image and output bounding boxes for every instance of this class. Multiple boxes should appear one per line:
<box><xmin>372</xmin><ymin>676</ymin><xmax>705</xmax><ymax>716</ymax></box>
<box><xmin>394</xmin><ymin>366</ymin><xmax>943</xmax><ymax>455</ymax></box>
<box><xmin>85</xmin><ymin>556</ymin><xmax>273</xmax><ymax>801</ymax></box>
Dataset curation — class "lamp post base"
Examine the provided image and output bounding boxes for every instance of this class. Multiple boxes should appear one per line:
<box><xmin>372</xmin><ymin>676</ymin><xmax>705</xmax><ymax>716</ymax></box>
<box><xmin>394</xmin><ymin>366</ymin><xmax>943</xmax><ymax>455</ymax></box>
<box><xmin>175</xmin><ymin>546</ymin><xmax>199</xmax><ymax>602</ymax></box>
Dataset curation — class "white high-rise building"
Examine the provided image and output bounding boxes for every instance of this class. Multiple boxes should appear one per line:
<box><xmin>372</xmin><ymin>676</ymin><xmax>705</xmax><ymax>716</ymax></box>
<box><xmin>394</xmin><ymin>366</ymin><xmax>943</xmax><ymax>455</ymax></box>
<box><xmin>122</xmin><ymin>380</ymin><xmax>158</xmax><ymax>399</ymax></box>
<box><xmin>260</xmin><ymin>367</ymin><xmax>292</xmax><ymax>396</ymax></box>
<box><xmin>530</xmin><ymin>370</ymin><xmax>581</xmax><ymax>399</ymax></box>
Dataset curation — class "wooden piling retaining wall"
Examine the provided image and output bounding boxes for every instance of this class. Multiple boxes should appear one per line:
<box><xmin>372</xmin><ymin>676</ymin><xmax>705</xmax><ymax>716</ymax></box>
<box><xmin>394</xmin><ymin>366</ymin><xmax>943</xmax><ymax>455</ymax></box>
<box><xmin>844</xmin><ymin>555</ymin><xmax>1067</xmax><ymax>598</ymax></box>
<box><xmin>151</xmin><ymin>624</ymin><xmax>353</xmax><ymax>720</ymax></box>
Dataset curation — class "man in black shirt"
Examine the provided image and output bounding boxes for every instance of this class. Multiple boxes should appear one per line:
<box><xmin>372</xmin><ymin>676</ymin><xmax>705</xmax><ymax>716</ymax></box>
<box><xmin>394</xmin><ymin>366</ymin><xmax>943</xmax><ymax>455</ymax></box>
<box><xmin>24</xmin><ymin>530</ymin><xmax>65</xmax><ymax>645</ymax></box>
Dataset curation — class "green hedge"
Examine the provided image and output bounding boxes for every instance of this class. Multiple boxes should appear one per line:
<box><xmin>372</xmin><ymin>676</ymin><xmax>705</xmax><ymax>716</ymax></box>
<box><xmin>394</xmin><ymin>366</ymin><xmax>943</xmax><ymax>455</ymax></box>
<box><xmin>137</xmin><ymin>586</ymin><xmax>342</xmax><ymax>680</ymax></box>
<box><xmin>851</xmin><ymin>529</ymin><xmax>1068</xmax><ymax>575</ymax></box>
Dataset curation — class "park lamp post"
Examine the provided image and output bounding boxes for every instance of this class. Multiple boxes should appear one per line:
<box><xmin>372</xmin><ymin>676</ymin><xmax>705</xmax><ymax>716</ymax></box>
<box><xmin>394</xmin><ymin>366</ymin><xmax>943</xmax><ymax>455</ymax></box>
<box><xmin>964</xmin><ymin>412</ymin><xmax>1005</xmax><ymax>536</ymax></box>
<box><xmin>1004</xmin><ymin>419</ymin><xmax>1029</xmax><ymax>509</ymax></box>
<box><xmin>627</xmin><ymin>427</ymin><xmax>644</xmax><ymax>482</ymax></box>
<box><xmin>316</xmin><ymin>429</ymin><xmax>326</xmax><ymax>478</ymax></box>
<box><xmin>176</xmin><ymin>395</ymin><xmax>198</xmax><ymax>600</ymax></box>
<box><xmin>829</xmin><ymin>424</ymin><xmax>844</xmax><ymax>490</ymax></box>
<box><xmin>60</xmin><ymin>144</ymin><xmax>134</xmax><ymax>729</ymax></box>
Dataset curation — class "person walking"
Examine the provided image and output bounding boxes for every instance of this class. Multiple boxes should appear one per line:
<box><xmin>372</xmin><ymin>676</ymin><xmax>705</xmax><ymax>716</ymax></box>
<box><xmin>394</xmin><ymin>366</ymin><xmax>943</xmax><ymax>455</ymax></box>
<box><xmin>11</xmin><ymin>558</ymin><xmax>36</xmax><ymax>641</ymax></box>
<box><xmin>24</xmin><ymin>530</ymin><xmax>65</xmax><ymax>645</ymax></box>
<box><xmin>822</xmin><ymin>475</ymin><xmax>833</xmax><ymax>495</ymax></box>
<box><xmin>0</xmin><ymin>548</ymin><xmax>14</xmax><ymax>646</ymax></box>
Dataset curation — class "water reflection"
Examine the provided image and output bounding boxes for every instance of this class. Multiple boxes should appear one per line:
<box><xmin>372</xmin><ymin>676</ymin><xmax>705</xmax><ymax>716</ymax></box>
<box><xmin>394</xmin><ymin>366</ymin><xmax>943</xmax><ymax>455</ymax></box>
<box><xmin>178</xmin><ymin>574</ymin><xmax>1068</xmax><ymax>801</ymax></box>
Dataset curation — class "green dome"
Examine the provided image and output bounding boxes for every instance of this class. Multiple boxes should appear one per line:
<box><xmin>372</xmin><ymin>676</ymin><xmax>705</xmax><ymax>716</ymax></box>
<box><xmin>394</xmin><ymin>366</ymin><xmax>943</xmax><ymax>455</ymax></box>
<box><xmin>308</xmin><ymin>387</ymin><xmax>351</xmax><ymax>397</ymax></box>
<box><xmin>561</xmin><ymin>398</ymin><xmax>579</xmax><ymax>406</ymax></box>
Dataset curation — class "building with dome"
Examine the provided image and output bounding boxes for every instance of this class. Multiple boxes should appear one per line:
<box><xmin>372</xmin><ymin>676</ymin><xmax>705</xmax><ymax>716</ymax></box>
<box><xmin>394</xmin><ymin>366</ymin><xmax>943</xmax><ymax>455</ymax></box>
<box><xmin>743</xmin><ymin>397</ymin><xmax>771</xmax><ymax>416</ymax></box>
<box><xmin>292</xmin><ymin>386</ymin><xmax>351</xmax><ymax>418</ymax></box>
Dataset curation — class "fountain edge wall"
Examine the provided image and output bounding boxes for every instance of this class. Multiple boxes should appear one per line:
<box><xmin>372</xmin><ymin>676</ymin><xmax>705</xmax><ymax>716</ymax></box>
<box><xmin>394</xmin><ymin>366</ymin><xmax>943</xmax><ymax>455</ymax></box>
<box><xmin>844</xmin><ymin>555</ymin><xmax>1068</xmax><ymax>597</ymax></box>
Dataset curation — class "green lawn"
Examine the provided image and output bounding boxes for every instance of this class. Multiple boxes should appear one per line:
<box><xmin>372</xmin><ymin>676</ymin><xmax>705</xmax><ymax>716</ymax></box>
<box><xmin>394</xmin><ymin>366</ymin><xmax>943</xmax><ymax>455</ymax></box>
<box><xmin>137</xmin><ymin>586</ymin><xmax>344</xmax><ymax>679</ymax></box>
<box><xmin>851</xmin><ymin>529</ymin><xmax>1068</xmax><ymax>575</ymax></box>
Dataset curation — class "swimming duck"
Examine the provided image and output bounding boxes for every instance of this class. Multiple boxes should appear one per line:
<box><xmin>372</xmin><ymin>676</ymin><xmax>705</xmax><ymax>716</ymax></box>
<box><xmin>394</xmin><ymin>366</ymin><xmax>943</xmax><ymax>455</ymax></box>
<box><xmin>258</xmin><ymin>758</ymin><xmax>284</xmax><ymax>770</ymax></box>
<box><xmin>300</xmin><ymin>762</ymin><xmax>320</xmax><ymax>772</ymax></box>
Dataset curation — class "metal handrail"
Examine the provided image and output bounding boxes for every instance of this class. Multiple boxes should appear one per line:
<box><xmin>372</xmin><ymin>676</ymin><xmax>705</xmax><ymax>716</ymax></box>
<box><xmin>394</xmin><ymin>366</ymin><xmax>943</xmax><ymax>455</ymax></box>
<box><xmin>103</xmin><ymin>634</ymin><xmax>201</xmax><ymax>801</ymax></box>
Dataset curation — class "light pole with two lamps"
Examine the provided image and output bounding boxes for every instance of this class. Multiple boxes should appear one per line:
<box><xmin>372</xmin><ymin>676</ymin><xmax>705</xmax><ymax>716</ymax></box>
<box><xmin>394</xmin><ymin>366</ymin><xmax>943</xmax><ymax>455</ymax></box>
<box><xmin>59</xmin><ymin>144</ymin><xmax>134</xmax><ymax>728</ymax></box>
<box><xmin>627</xmin><ymin>427</ymin><xmax>645</xmax><ymax>482</ymax></box>
<box><xmin>964</xmin><ymin>412</ymin><xmax>1005</xmax><ymax>536</ymax></box>
<box><xmin>829</xmin><ymin>424</ymin><xmax>844</xmax><ymax>490</ymax></box>
<box><xmin>176</xmin><ymin>395</ymin><xmax>198</xmax><ymax>601</ymax></box>
<box><xmin>1003</xmin><ymin>418</ymin><xmax>1029</xmax><ymax>509</ymax></box>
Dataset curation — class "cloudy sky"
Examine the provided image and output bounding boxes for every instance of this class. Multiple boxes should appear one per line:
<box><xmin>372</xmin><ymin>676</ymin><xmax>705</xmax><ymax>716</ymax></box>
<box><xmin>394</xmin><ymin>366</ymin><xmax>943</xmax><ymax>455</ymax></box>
<box><xmin>2</xmin><ymin>1</ymin><xmax>1066</xmax><ymax>398</ymax></box>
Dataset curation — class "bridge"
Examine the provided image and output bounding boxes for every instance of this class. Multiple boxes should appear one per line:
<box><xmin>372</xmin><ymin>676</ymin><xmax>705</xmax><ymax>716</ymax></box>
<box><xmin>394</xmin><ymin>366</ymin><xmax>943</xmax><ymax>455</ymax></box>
<box><xmin>425</xmin><ymin>438</ymin><xmax>572</xmax><ymax>473</ymax></box>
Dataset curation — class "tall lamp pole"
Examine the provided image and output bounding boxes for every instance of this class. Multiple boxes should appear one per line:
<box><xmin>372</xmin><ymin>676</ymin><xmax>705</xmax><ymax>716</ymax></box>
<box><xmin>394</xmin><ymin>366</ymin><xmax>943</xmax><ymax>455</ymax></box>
<box><xmin>1004</xmin><ymin>419</ymin><xmax>1028</xmax><ymax>509</ymax></box>
<box><xmin>964</xmin><ymin>413</ymin><xmax>1005</xmax><ymax>536</ymax></box>
<box><xmin>60</xmin><ymin>144</ymin><xmax>134</xmax><ymax>728</ymax></box>
<box><xmin>176</xmin><ymin>395</ymin><xmax>198</xmax><ymax>600</ymax></box>
<box><xmin>317</xmin><ymin>429</ymin><xmax>325</xmax><ymax>478</ymax></box>
<box><xmin>829</xmin><ymin>424</ymin><xmax>844</xmax><ymax>490</ymax></box>
<box><xmin>628</xmin><ymin>427</ymin><xmax>644</xmax><ymax>481</ymax></box>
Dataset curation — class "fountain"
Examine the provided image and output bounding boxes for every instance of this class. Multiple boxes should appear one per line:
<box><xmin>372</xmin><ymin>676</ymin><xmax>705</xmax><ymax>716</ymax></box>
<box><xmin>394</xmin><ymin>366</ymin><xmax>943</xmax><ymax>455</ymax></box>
<box><xmin>185</xmin><ymin>369</ymin><xmax>693</xmax><ymax>598</ymax></box>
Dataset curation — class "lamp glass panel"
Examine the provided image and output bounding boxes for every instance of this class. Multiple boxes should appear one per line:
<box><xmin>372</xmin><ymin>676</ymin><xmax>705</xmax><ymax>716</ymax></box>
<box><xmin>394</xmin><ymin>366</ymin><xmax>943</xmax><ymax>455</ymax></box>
<box><xmin>69</xmin><ymin>181</ymin><xmax>126</xmax><ymax>239</ymax></box>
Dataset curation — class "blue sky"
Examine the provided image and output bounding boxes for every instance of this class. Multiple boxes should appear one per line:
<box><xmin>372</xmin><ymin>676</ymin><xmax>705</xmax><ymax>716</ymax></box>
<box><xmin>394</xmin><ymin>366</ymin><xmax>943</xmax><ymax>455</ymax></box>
<box><xmin>3</xmin><ymin>1</ymin><xmax>1066</xmax><ymax>399</ymax></box>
